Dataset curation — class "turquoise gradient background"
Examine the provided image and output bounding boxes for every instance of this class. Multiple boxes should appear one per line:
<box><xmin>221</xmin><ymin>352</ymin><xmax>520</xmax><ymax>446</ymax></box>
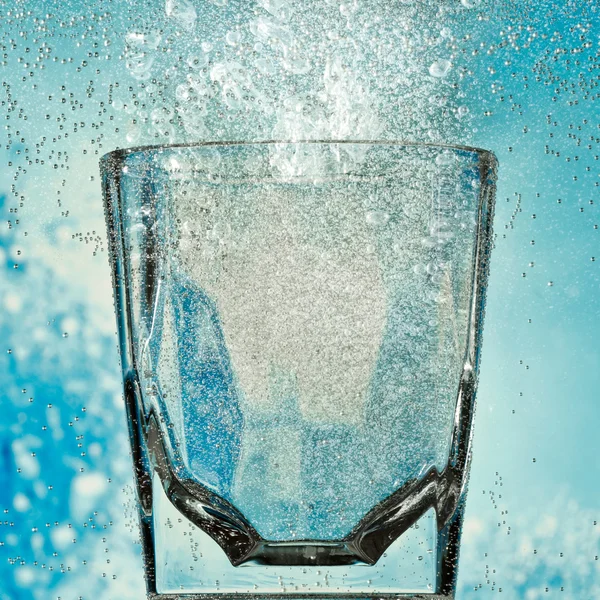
<box><xmin>0</xmin><ymin>0</ymin><xmax>598</xmax><ymax>598</ymax></box>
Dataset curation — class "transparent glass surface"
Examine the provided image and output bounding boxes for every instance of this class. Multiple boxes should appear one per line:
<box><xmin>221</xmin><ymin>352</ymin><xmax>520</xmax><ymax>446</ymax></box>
<box><xmin>102</xmin><ymin>141</ymin><xmax>496</xmax><ymax>594</ymax></box>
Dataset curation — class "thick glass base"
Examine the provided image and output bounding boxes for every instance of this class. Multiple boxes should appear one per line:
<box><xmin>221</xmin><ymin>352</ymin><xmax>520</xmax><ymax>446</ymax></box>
<box><xmin>151</xmin><ymin>474</ymin><xmax>442</xmax><ymax>597</ymax></box>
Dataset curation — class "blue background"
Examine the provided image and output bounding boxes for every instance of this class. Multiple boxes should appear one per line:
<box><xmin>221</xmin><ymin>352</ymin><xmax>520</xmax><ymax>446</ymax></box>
<box><xmin>0</xmin><ymin>0</ymin><xmax>598</xmax><ymax>598</ymax></box>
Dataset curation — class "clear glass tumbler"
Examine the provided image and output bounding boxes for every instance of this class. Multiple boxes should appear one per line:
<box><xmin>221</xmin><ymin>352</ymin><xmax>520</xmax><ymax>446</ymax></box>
<box><xmin>101</xmin><ymin>141</ymin><xmax>497</xmax><ymax>599</ymax></box>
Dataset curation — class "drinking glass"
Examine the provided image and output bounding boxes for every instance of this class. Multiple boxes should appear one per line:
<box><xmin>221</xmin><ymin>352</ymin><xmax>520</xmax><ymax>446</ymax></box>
<box><xmin>101</xmin><ymin>141</ymin><xmax>497</xmax><ymax>598</ymax></box>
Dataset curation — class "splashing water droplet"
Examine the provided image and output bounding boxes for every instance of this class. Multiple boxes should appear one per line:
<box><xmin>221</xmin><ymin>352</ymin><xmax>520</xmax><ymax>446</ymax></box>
<box><xmin>457</xmin><ymin>105</ymin><xmax>469</xmax><ymax>118</ymax></box>
<box><xmin>165</xmin><ymin>0</ymin><xmax>197</xmax><ymax>31</ymax></box>
<box><xmin>365</xmin><ymin>210</ymin><xmax>390</xmax><ymax>227</ymax></box>
<box><xmin>225</xmin><ymin>31</ymin><xmax>241</xmax><ymax>46</ymax></box>
<box><xmin>435</xmin><ymin>151</ymin><xmax>455</xmax><ymax>166</ymax></box>
<box><xmin>429</xmin><ymin>59</ymin><xmax>451</xmax><ymax>78</ymax></box>
<box><xmin>258</xmin><ymin>0</ymin><xmax>293</xmax><ymax>21</ymax></box>
<box><xmin>125</xmin><ymin>126</ymin><xmax>141</xmax><ymax>144</ymax></box>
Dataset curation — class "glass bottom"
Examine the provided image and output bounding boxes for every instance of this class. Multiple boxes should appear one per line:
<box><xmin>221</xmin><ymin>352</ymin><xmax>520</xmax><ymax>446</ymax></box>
<box><xmin>152</xmin><ymin>474</ymin><xmax>441</xmax><ymax>597</ymax></box>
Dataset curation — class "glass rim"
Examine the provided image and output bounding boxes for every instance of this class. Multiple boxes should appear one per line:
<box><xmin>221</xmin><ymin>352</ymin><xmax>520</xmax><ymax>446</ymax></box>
<box><xmin>100</xmin><ymin>139</ymin><xmax>497</xmax><ymax>165</ymax></box>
